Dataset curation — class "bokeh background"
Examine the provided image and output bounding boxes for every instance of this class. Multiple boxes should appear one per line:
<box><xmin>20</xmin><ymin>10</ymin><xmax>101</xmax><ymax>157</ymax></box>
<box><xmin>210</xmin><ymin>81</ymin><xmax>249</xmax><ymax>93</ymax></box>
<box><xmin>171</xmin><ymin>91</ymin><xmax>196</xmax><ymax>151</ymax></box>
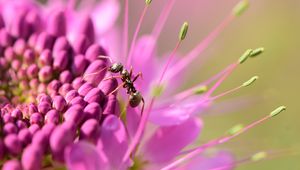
<box><xmin>39</xmin><ymin>0</ymin><xmax>300</xmax><ymax>169</ymax></box>
<box><xmin>126</xmin><ymin>0</ymin><xmax>300</xmax><ymax>169</ymax></box>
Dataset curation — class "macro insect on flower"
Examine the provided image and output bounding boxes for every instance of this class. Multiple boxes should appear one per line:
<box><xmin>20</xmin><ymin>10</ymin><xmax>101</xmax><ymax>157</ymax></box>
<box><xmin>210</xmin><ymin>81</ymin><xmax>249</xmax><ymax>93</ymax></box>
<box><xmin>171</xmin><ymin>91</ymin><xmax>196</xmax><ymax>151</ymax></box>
<box><xmin>0</xmin><ymin>0</ymin><xmax>287</xmax><ymax>170</ymax></box>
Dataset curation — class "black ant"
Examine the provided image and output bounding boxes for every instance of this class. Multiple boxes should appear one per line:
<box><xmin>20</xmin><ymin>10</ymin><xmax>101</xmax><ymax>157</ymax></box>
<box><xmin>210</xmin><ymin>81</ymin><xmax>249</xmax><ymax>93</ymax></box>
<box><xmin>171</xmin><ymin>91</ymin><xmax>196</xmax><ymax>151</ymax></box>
<box><xmin>84</xmin><ymin>56</ymin><xmax>145</xmax><ymax>113</ymax></box>
<box><xmin>107</xmin><ymin>62</ymin><xmax>145</xmax><ymax>109</ymax></box>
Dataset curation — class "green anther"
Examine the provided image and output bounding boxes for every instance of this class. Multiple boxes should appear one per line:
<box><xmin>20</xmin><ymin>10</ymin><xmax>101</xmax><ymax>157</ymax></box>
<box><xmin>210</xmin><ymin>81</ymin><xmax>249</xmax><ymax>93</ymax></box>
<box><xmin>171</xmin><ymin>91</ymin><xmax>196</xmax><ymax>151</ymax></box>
<box><xmin>233</xmin><ymin>0</ymin><xmax>249</xmax><ymax>17</ymax></box>
<box><xmin>239</xmin><ymin>49</ymin><xmax>253</xmax><ymax>64</ymax></box>
<box><xmin>250</xmin><ymin>47</ymin><xmax>265</xmax><ymax>57</ymax></box>
<box><xmin>227</xmin><ymin>124</ymin><xmax>244</xmax><ymax>135</ymax></box>
<box><xmin>151</xmin><ymin>84</ymin><xmax>165</xmax><ymax>97</ymax></box>
<box><xmin>270</xmin><ymin>106</ymin><xmax>286</xmax><ymax>117</ymax></box>
<box><xmin>145</xmin><ymin>0</ymin><xmax>152</xmax><ymax>5</ymax></box>
<box><xmin>242</xmin><ymin>76</ymin><xmax>259</xmax><ymax>87</ymax></box>
<box><xmin>251</xmin><ymin>151</ymin><xmax>267</xmax><ymax>161</ymax></box>
<box><xmin>194</xmin><ymin>86</ymin><xmax>208</xmax><ymax>95</ymax></box>
<box><xmin>178</xmin><ymin>22</ymin><xmax>189</xmax><ymax>41</ymax></box>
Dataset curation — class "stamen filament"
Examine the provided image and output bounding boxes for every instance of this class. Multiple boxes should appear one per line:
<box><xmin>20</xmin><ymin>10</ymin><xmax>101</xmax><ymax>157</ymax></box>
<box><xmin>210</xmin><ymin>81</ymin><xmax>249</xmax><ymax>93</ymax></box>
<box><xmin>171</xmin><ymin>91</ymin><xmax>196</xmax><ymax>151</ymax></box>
<box><xmin>122</xmin><ymin>41</ymin><xmax>181</xmax><ymax>163</ymax></box>
<box><xmin>209</xmin><ymin>85</ymin><xmax>242</xmax><ymax>101</ymax></box>
<box><xmin>209</xmin><ymin>76</ymin><xmax>258</xmax><ymax>101</ymax></box>
<box><xmin>122</xmin><ymin>23</ymin><xmax>188</xmax><ymax>164</ymax></box>
<box><xmin>161</xmin><ymin>106</ymin><xmax>286</xmax><ymax>170</ymax></box>
<box><xmin>126</xmin><ymin>5</ymin><xmax>150</xmax><ymax>67</ymax></box>
<box><xmin>142</xmin><ymin>0</ymin><xmax>177</xmax><ymax>61</ymax></box>
<box><xmin>158</xmin><ymin>41</ymin><xmax>181</xmax><ymax>84</ymax></box>
<box><xmin>204</xmin><ymin>63</ymin><xmax>238</xmax><ymax>98</ymax></box>
<box><xmin>152</xmin><ymin>0</ymin><xmax>176</xmax><ymax>39</ymax></box>
<box><xmin>122</xmin><ymin>0</ymin><xmax>129</xmax><ymax>59</ymax></box>
<box><xmin>166</xmin><ymin>13</ymin><xmax>235</xmax><ymax>80</ymax></box>
<box><xmin>172</xmin><ymin>63</ymin><xmax>235</xmax><ymax>101</ymax></box>
<box><xmin>210</xmin><ymin>148</ymin><xmax>300</xmax><ymax>170</ymax></box>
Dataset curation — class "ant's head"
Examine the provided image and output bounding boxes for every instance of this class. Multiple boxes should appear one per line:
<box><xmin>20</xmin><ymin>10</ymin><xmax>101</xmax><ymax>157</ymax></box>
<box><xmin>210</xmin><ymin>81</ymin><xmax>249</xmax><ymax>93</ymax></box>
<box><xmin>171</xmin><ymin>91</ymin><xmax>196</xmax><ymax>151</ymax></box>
<box><xmin>109</xmin><ymin>63</ymin><xmax>123</xmax><ymax>73</ymax></box>
<box><xmin>121</xmin><ymin>69</ymin><xmax>130</xmax><ymax>77</ymax></box>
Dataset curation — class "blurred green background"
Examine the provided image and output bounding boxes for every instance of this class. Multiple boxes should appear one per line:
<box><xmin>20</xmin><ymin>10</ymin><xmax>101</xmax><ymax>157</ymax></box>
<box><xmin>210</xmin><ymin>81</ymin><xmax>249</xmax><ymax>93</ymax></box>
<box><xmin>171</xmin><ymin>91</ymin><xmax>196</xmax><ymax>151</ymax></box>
<box><xmin>127</xmin><ymin>0</ymin><xmax>300</xmax><ymax>169</ymax></box>
<box><xmin>40</xmin><ymin>0</ymin><xmax>300</xmax><ymax>169</ymax></box>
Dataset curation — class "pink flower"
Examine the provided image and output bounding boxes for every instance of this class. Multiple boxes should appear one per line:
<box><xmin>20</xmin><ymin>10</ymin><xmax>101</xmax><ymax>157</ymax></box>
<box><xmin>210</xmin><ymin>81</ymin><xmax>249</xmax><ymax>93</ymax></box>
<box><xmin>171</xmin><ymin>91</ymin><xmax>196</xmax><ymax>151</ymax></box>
<box><xmin>0</xmin><ymin>0</ymin><xmax>286</xmax><ymax>169</ymax></box>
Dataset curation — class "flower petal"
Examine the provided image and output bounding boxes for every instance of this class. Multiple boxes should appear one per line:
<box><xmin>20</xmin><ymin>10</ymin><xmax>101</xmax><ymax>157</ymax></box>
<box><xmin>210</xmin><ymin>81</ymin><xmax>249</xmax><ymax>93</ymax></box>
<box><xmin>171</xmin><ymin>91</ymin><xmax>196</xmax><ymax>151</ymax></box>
<box><xmin>98</xmin><ymin>115</ymin><xmax>130</xmax><ymax>169</ymax></box>
<box><xmin>65</xmin><ymin>141</ymin><xmax>108</xmax><ymax>170</ymax></box>
<box><xmin>150</xmin><ymin>96</ymin><xmax>211</xmax><ymax>126</ymax></box>
<box><xmin>184</xmin><ymin>151</ymin><xmax>235</xmax><ymax>170</ymax></box>
<box><xmin>142</xmin><ymin>117</ymin><xmax>203</xmax><ymax>164</ymax></box>
<box><xmin>126</xmin><ymin>107</ymin><xmax>141</xmax><ymax>138</ymax></box>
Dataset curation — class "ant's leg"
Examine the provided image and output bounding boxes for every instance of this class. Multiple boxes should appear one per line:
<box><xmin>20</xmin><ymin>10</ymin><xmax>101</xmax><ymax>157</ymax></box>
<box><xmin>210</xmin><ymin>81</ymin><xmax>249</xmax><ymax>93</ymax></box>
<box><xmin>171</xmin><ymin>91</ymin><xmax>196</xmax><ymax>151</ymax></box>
<box><xmin>140</xmin><ymin>98</ymin><xmax>145</xmax><ymax>116</ymax></box>
<box><xmin>103</xmin><ymin>75</ymin><xmax>123</xmax><ymax>81</ymax></box>
<box><xmin>97</xmin><ymin>55</ymin><xmax>113</xmax><ymax>64</ymax></box>
<box><xmin>108</xmin><ymin>82</ymin><xmax>126</xmax><ymax>95</ymax></box>
<box><xmin>83</xmin><ymin>66</ymin><xmax>110</xmax><ymax>79</ymax></box>
<box><xmin>129</xmin><ymin>66</ymin><xmax>133</xmax><ymax>78</ymax></box>
<box><xmin>132</xmin><ymin>72</ymin><xmax>143</xmax><ymax>82</ymax></box>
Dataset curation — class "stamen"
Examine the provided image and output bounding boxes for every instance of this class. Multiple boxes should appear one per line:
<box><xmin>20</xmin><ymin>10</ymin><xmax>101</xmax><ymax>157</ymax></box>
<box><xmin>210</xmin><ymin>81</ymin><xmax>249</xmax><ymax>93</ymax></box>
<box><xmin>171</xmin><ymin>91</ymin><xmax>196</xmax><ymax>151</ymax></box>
<box><xmin>145</xmin><ymin>0</ymin><xmax>153</xmax><ymax>5</ymax></box>
<box><xmin>210</xmin><ymin>148</ymin><xmax>300</xmax><ymax>170</ymax></box>
<box><xmin>242</xmin><ymin>76</ymin><xmax>258</xmax><ymax>87</ymax></box>
<box><xmin>171</xmin><ymin>46</ymin><xmax>263</xmax><ymax>102</ymax></box>
<box><xmin>122</xmin><ymin>22</ymin><xmax>188</xmax><ymax>164</ymax></box>
<box><xmin>251</xmin><ymin>151</ymin><xmax>267</xmax><ymax>161</ymax></box>
<box><xmin>143</xmin><ymin>0</ymin><xmax>176</xmax><ymax>61</ymax></box>
<box><xmin>179</xmin><ymin>22</ymin><xmax>189</xmax><ymax>41</ymax></box>
<box><xmin>233</xmin><ymin>0</ymin><xmax>250</xmax><ymax>17</ymax></box>
<box><xmin>158</xmin><ymin>22</ymin><xmax>189</xmax><ymax>84</ymax></box>
<box><xmin>172</xmin><ymin>64</ymin><xmax>234</xmax><ymax>101</ymax></box>
<box><xmin>161</xmin><ymin>106</ymin><xmax>287</xmax><ymax>170</ymax></box>
<box><xmin>193</xmin><ymin>86</ymin><xmax>208</xmax><ymax>95</ymax></box>
<box><xmin>152</xmin><ymin>0</ymin><xmax>176</xmax><ymax>39</ymax></box>
<box><xmin>166</xmin><ymin>0</ymin><xmax>250</xmax><ymax>80</ymax></box>
<box><xmin>122</xmin><ymin>0</ymin><xmax>129</xmax><ymax>59</ymax></box>
<box><xmin>227</xmin><ymin>123</ymin><xmax>244</xmax><ymax>135</ymax></box>
<box><xmin>270</xmin><ymin>106</ymin><xmax>286</xmax><ymax>117</ymax></box>
<box><xmin>238</xmin><ymin>49</ymin><xmax>253</xmax><ymax>64</ymax></box>
<box><xmin>151</xmin><ymin>84</ymin><xmax>165</xmax><ymax>97</ymax></box>
<box><xmin>250</xmin><ymin>47</ymin><xmax>265</xmax><ymax>57</ymax></box>
<box><xmin>209</xmin><ymin>76</ymin><xmax>258</xmax><ymax>101</ymax></box>
<box><xmin>203</xmin><ymin>47</ymin><xmax>264</xmax><ymax>99</ymax></box>
<box><xmin>204</xmin><ymin>63</ymin><xmax>238</xmax><ymax>98</ymax></box>
<box><xmin>126</xmin><ymin>1</ymin><xmax>151</xmax><ymax>67</ymax></box>
<box><xmin>239</xmin><ymin>47</ymin><xmax>265</xmax><ymax>64</ymax></box>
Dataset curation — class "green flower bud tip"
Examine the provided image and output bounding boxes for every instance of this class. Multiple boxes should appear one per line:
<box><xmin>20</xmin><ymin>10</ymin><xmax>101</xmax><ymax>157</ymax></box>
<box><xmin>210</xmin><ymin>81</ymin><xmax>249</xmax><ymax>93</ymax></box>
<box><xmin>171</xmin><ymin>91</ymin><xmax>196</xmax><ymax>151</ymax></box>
<box><xmin>145</xmin><ymin>0</ymin><xmax>152</xmax><ymax>5</ymax></box>
<box><xmin>239</xmin><ymin>49</ymin><xmax>253</xmax><ymax>64</ymax></box>
<box><xmin>251</xmin><ymin>151</ymin><xmax>267</xmax><ymax>161</ymax></box>
<box><xmin>270</xmin><ymin>106</ymin><xmax>286</xmax><ymax>117</ymax></box>
<box><xmin>233</xmin><ymin>0</ymin><xmax>250</xmax><ymax>17</ymax></box>
<box><xmin>242</xmin><ymin>76</ymin><xmax>259</xmax><ymax>87</ymax></box>
<box><xmin>250</xmin><ymin>47</ymin><xmax>265</xmax><ymax>57</ymax></box>
<box><xmin>227</xmin><ymin>124</ymin><xmax>244</xmax><ymax>135</ymax></box>
<box><xmin>151</xmin><ymin>84</ymin><xmax>165</xmax><ymax>97</ymax></box>
<box><xmin>179</xmin><ymin>22</ymin><xmax>189</xmax><ymax>41</ymax></box>
<box><xmin>194</xmin><ymin>86</ymin><xmax>208</xmax><ymax>95</ymax></box>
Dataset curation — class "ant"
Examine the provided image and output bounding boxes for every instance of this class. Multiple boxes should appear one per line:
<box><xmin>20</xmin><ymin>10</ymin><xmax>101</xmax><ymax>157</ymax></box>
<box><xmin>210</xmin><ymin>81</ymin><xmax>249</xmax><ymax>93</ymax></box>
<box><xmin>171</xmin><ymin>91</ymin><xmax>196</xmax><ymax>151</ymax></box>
<box><xmin>107</xmin><ymin>62</ymin><xmax>145</xmax><ymax>109</ymax></box>
<box><xmin>84</xmin><ymin>56</ymin><xmax>145</xmax><ymax>113</ymax></box>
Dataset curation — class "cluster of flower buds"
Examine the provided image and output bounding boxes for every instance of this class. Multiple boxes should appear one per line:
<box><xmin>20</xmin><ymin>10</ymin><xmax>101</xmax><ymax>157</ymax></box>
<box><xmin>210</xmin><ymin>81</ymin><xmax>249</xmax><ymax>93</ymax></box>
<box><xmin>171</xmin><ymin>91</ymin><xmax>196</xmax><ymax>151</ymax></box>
<box><xmin>0</xmin><ymin>4</ymin><xmax>120</xmax><ymax>169</ymax></box>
